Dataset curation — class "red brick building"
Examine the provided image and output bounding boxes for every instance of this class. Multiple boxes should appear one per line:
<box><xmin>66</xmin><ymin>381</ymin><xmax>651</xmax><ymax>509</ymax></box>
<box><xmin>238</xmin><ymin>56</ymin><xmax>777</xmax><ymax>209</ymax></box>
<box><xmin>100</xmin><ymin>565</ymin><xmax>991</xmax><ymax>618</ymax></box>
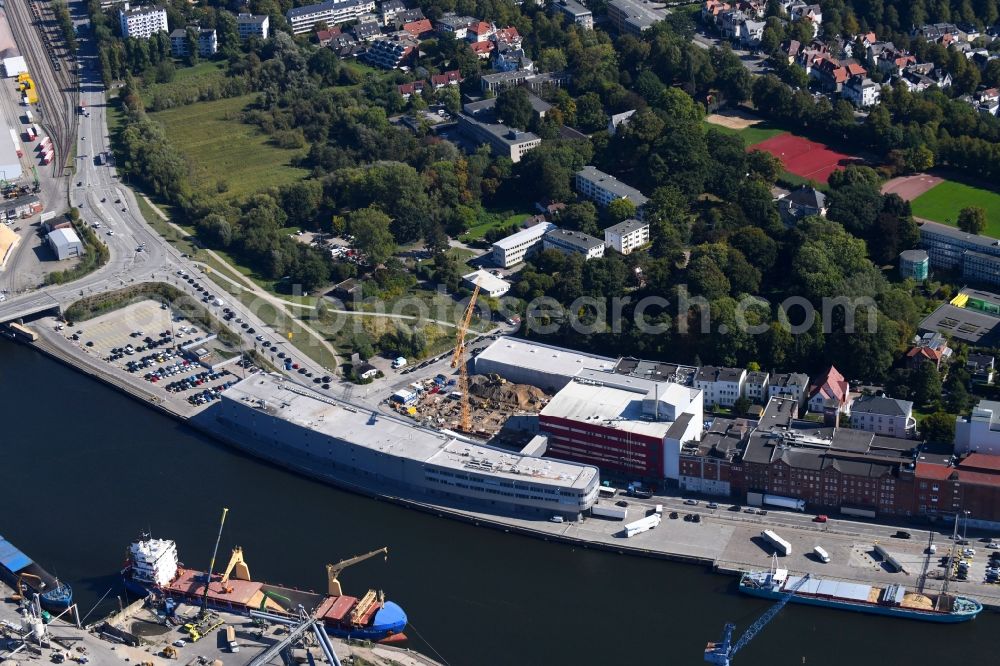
<box><xmin>915</xmin><ymin>454</ymin><xmax>1000</xmax><ymax>526</ymax></box>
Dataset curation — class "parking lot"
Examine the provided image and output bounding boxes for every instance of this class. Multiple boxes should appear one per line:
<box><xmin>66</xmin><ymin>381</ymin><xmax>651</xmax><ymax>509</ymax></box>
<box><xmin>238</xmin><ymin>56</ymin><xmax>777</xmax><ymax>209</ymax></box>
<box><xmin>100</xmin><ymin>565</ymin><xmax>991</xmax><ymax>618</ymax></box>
<box><xmin>57</xmin><ymin>299</ymin><xmax>244</xmax><ymax>410</ymax></box>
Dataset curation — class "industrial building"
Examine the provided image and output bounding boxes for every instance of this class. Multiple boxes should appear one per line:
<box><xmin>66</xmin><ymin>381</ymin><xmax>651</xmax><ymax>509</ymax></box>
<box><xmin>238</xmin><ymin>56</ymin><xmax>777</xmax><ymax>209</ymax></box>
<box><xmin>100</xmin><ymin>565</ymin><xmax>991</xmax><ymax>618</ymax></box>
<box><xmin>0</xmin><ymin>125</ymin><xmax>23</xmax><ymax>181</ymax></box>
<box><xmin>462</xmin><ymin>269</ymin><xmax>510</xmax><ymax>297</ymax></box>
<box><xmin>118</xmin><ymin>4</ymin><xmax>169</xmax><ymax>40</ymax></box>
<box><xmin>2</xmin><ymin>56</ymin><xmax>27</xmax><ymax>78</ymax></box>
<box><xmin>473</xmin><ymin>336</ymin><xmax>616</xmax><ymax>391</ymax></box>
<box><xmin>286</xmin><ymin>0</ymin><xmax>377</xmax><ymax>35</ymax></box>
<box><xmin>539</xmin><ymin>369</ymin><xmax>704</xmax><ymax>480</ymax></box>
<box><xmin>218</xmin><ymin>374</ymin><xmax>600</xmax><ymax>520</ymax></box>
<box><xmin>490</xmin><ymin>221</ymin><xmax>556</xmax><ymax>268</ymax></box>
<box><xmin>542</xmin><ymin>228</ymin><xmax>605</xmax><ymax>260</ymax></box>
<box><xmin>237</xmin><ymin>13</ymin><xmax>270</xmax><ymax>40</ymax></box>
<box><xmin>603</xmin><ymin>218</ymin><xmax>649</xmax><ymax>255</ymax></box>
<box><xmin>1</xmin><ymin>194</ymin><xmax>42</xmax><ymax>219</ymax></box>
<box><xmin>606</xmin><ymin>0</ymin><xmax>669</xmax><ymax>35</ymax></box>
<box><xmin>955</xmin><ymin>399</ymin><xmax>1000</xmax><ymax>456</ymax></box>
<box><xmin>899</xmin><ymin>249</ymin><xmax>929</xmax><ymax>280</ymax></box>
<box><xmin>575</xmin><ymin>166</ymin><xmax>648</xmax><ymax>215</ymax></box>
<box><xmin>47</xmin><ymin>228</ymin><xmax>83</xmax><ymax>260</ymax></box>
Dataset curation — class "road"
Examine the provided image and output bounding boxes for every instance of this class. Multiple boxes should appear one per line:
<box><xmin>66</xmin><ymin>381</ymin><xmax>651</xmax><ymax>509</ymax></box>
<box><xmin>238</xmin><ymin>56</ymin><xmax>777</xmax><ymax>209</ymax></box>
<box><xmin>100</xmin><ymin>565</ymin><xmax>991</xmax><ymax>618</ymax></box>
<box><xmin>692</xmin><ymin>29</ymin><xmax>769</xmax><ymax>74</ymax></box>
<box><xmin>0</xmin><ymin>0</ymin><xmax>336</xmax><ymax>386</ymax></box>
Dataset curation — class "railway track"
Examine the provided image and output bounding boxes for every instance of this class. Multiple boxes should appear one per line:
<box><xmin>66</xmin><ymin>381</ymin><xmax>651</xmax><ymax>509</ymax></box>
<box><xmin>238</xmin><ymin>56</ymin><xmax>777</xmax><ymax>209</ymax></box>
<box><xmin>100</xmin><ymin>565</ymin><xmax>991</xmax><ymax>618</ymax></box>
<box><xmin>6</xmin><ymin>0</ymin><xmax>77</xmax><ymax>179</ymax></box>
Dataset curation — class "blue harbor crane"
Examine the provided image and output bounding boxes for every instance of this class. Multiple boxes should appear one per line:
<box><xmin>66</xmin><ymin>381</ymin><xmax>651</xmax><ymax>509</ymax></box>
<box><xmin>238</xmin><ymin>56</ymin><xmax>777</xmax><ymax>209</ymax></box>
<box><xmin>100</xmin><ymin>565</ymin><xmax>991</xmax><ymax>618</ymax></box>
<box><xmin>704</xmin><ymin>573</ymin><xmax>811</xmax><ymax>666</ymax></box>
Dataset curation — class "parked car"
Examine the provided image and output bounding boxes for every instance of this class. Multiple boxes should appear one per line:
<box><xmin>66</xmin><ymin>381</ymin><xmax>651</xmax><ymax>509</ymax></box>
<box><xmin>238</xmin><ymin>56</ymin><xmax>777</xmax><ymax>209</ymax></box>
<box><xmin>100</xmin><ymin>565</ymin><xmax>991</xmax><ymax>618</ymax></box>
<box><xmin>814</xmin><ymin>515</ymin><xmax>828</xmax><ymax>523</ymax></box>
<box><xmin>893</xmin><ymin>531</ymin><xmax>912</xmax><ymax>539</ymax></box>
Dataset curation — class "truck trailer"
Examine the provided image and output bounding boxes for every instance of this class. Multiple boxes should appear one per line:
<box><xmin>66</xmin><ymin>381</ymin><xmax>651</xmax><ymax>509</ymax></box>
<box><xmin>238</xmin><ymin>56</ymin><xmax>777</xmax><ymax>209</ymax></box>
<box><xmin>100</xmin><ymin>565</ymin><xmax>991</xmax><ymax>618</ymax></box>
<box><xmin>623</xmin><ymin>514</ymin><xmax>660</xmax><ymax>538</ymax></box>
<box><xmin>763</xmin><ymin>494</ymin><xmax>806</xmax><ymax>512</ymax></box>
<box><xmin>590</xmin><ymin>503</ymin><xmax>627</xmax><ymax>521</ymax></box>
<box><xmin>761</xmin><ymin>529</ymin><xmax>792</xmax><ymax>556</ymax></box>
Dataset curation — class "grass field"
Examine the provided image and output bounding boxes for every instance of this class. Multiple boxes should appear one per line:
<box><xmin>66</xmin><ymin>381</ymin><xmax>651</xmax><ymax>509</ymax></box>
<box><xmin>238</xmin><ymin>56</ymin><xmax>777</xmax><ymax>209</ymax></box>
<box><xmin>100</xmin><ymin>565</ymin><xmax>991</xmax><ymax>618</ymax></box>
<box><xmin>150</xmin><ymin>94</ymin><xmax>309</xmax><ymax>200</ymax></box>
<box><xmin>911</xmin><ymin>180</ymin><xmax>1000</xmax><ymax>237</ymax></box>
<box><xmin>459</xmin><ymin>211</ymin><xmax>533</xmax><ymax>243</ymax></box>
<box><xmin>702</xmin><ymin>120</ymin><xmax>786</xmax><ymax>146</ymax></box>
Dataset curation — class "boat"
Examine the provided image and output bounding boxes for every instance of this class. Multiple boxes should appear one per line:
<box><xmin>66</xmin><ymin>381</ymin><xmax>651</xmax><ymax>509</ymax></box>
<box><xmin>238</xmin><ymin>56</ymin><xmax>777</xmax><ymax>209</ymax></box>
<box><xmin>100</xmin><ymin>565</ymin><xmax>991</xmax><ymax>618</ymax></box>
<box><xmin>738</xmin><ymin>564</ymin><xmax>982</xmax><ymax>623</ymax></box>
<box><xmin>0</xmin><ymin>534</ymin><xmax>73</xmax><ymax>611</ymax></box>
<box><xmin>122</xmin><ymin>537</ymin><xmax>407</xmax><ymax>643</ymax></box>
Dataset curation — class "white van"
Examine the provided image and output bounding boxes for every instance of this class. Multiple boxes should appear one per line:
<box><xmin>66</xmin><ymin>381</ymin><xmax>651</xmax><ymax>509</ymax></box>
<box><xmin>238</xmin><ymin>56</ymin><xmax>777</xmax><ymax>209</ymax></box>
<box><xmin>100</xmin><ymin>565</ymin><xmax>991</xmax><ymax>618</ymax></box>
<box><xmin>813</xmin><ymin>546</ymin><xmax>831</xmax><ymax>563</ymax></box>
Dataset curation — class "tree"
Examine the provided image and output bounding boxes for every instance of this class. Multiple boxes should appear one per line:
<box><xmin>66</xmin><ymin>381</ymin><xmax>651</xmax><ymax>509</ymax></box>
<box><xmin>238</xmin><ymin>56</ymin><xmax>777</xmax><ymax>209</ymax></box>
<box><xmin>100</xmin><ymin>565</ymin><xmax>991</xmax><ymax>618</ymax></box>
<box><xmin>348</xmin><ymin>207</ymin><xmax>396</xmax><ymax>266</ymax></box>
<box><xmin>495</xmin><ymin>87</ymin><xmax>534</xmax><ymax>130</ymax></box>
<box><xmin>733</xmin><ymin>396</ymin><xmax>751</xmax><ymax>416</ymax></box>
<box><xmin>606</xmin><ymin>198</ymin><xmax>637</xmax><ymax>225</ymax></box>
<box><xmin>912</xmin><ymin>360</ymin><xmax>942</xmax><ymax>408</ymax></box>
<box><xmin>920</xmin><ymin>411</ymin><xmax>956</xmax><ymax>444</ymax></box>
<box><xmin>575</xmin><ymin>92</ymin><xmax>608</xmax><ymax>132</ymax></box>
<box><xmin>686</xmin><ymin>255</ymin><xmax>730</xmax><ymax>300</ymax></box>
<box><xmin>958</xmin><ymin>206</ymin><xmax>987</xmax><ymax>235</ymax></box>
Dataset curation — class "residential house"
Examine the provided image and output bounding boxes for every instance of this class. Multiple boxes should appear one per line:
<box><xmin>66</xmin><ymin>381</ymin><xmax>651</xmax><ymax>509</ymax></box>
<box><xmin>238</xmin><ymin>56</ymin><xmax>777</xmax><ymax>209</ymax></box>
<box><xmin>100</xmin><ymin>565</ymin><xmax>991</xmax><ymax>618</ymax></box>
<box><xmin>849</xmin><ymin>394</ymin><xmax>916</xmax><ymax>438</ymax></box>
<box><xmin>286</xmin><ymin>0</ymin><xmax>376</xmax><ymax>35</ymax></box>
<box><xmin>435</xmin><ymin>14</ymin><xmax>474</xmax><ymax>39</ymax></box>
<box><xmin>843</xmin><ymin>75</ymin><xmax>880</xmax><ymax>108</ymax></box>
<box><xmin>702</xmin><ymin>0</ymin><xmax>732</xmax><ymax>24</ymax></box>
<box><xmin>469</xmin><ymin>41</ymin><xmax>494</xmax><ymax>59</ymax></box>
<box><xmin>430</xmin><ymin>70</ymin><xmax>462</xmax><ymax>87</ymax></box>
<box><xmin>906</xmin><ymin>345</ymin><xmax>946</xmax><ymax>370</ymax></box>
<box><xmin>401</xmin><ymin>18</ymin><xmax>433</xmax><ymax>39</ymax></box>
<box><xmin>967</xmin><ymin>353</ymin><xmax>996</xmax><ymax>384</ymax></box>
<box><xmin>696</xmin><ymin>366</ymin><xmax>748</xmax><ymax>408</ymax></box>
<box><xmin>789</xmin><ymin>3</ymin><xmax>822</xmax><ymax>37</ymax></box>
<box><xmin>118</xmin><ymin>4</ymin><xmax>168</xmax><ymax>39</ymax></box>
<box><xmin>778</xmin><ymin>186</ymin><xmax>827</xmax><ymax>220</ymax></box>
<box><xmin>378</xmin><ymin>0</ymin><xmax>407</xmax><ymax>26</ymax></box>
<box><xmin>811</xmin><ymin>58</ymin><xmax>850</xmax><ymax>92</ymax></box>
<box><xmin>466</xmin><ymin>21</ymin><xmax>495</xmax><ymax>42</ymax></box>
<box><xmin>356</xmin><ymin>362</ymin><xmax>380</xmax><ymax>380</ymax></box>
<box><xmin>913</xmin><ymin>23</ymin><xmax>962</xmax><ymax>43</ymax></box>
<box><xmin>739</xmin><ymin>18</ymin><xmax>765</xmax><ymax>47</ymax></box>
<box><xmin>396</xmin><ymin>80</ymin><xmax>426</xmax><ymax>98</ymax></box>
<box><xmin>743</xmin><ymin>371</ymin><xmax>770</xmax><ymax>404</ymax></box>
<box><xmin>351</xmin><ymin>20</ymin><xmax>382</xmax><ymax>41</ymax></box>
<box><xmin>315</xmin><ymin>27</ymin><xmax>342</xmax><ymax>46</ymax></box>
<box><xmin>169</xmin><ymin>27</ymin><xmax>217</xmax><ymax>58</ymax></box>
<box><xmin>607</xmin><ymin>109</ymin><xmax>636</xmax><ymax>136</ymax></box>
<box><xmin>807</xmin><ymin>366</ymin><xmax>851</xmax><ymax>414</ymax></box>
<box><xmin>768</xmin><ymin>372</ymin><xmax>809</xmax><ymax>409</ymax></box>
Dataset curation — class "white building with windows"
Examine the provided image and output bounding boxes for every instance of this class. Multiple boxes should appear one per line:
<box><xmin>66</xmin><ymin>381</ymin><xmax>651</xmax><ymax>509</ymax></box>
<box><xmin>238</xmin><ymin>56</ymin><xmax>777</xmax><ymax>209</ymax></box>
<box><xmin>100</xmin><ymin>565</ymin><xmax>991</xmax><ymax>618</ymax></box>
<box><xmin>119</xmin><ymin>4</ymin><xmax>168</xmax><ymax>39</ymax></box>
<box><xmin>768</xmin><ymin>372</ymin><xmax>810</xmax><ymax>409</ymax></box>
<box><xmin>695</xmin><ymin>366</ymin><xmax>747</xmax><ymax>408</ymax></box>
<box><xmin>170</xmin><ymin>27</ymin><xmax>217</xmax><ymax>57</ymax></box>
<box><xmin>743</xmin><ymin>371</ymin><xmax>770</xmax><ymax>403</ymax></box>
<box><xmin>575</xmin><ymin>166</ymin><xmax>648</xmax><ymax>217</ymax></box>
<box><xmin>490</xmin><ymin>222</ymin><xmax>556</xmax><ymax>268</ymax></box>
<box><xmin>603</xmin><ymin>218</ymin><xmax>649</xmax><ymax>255</ymax></box>
<box><xmin>543</xmin><ymin>228</ymin><xmax>605</xmax><ymax>260</ymax></box>
<box><xmin>849</xmin><ymin>395</ymin><xmax>916</xmax><ymax>438</ymax></box>
<box><xmin>955</xmin><ymin>400</ymin><xmax>1000</xmax><ymax>455</ymax></box>
<box><xmin>462</xmin><ymin>269</ymin><xmax>510</xmax><ymax>298</ymax></box>
<box><xmin>286</xmin><ymin>0</ymin><xmax>376</xmax><ymax>35</ymax></box>
<box><xmin>237</xmin><ymin>13</ymin><xmax>270</xmax><ymax>40</ymax></box>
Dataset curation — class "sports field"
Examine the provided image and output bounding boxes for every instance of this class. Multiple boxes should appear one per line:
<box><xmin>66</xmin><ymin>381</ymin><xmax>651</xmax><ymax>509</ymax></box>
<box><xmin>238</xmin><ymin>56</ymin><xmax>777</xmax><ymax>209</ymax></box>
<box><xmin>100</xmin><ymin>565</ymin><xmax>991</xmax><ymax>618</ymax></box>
<box><xmin>753</xmin><ymin>133</ymin><xmax>860</xmax><ymax>184</ymax></box>
<box><xmin>911</xmin><ymin>180</ymin><xmax>1000</xmax><ymax>237</ymax></box>
<box><xmin>150</xmin><ymin>94</ymin><xmax>309</xmax><ymax>200</ymax></box>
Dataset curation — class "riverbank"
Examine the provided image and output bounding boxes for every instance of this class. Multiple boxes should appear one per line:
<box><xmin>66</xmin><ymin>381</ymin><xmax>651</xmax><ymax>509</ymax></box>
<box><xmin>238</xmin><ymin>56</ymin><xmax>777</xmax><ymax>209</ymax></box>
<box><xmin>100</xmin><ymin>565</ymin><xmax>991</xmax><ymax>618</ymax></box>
<box><xmin>9</xmin><ymin>319</ymin><xmax>1000</xmax><ymax>617</ymax></box>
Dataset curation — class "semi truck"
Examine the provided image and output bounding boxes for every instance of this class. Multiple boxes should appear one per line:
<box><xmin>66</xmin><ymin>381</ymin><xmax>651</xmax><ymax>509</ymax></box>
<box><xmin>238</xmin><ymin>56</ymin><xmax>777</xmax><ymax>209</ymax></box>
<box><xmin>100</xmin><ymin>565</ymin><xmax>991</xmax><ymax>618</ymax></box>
<box><xmin>763</xmin><ymin>494</ymin><xmax>806</xmax><ymax>512</ymax></box>
<box><xmin>761</xmin><ymin>529</ymin><xmax>792</xmax><ymax>556</ymax></box>
<box><xmin>590</xmin><ymin>503</ymin><xmax>627</xmax><ymax>521</ymax></box>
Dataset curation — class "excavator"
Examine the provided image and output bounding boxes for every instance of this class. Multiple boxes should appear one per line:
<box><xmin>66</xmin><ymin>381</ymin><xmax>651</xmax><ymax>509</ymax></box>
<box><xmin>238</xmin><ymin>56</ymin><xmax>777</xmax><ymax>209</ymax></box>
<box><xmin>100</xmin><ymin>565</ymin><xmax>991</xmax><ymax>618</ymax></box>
<box><xmin>218</xmin><ymin>546</ymin><xmax>251</xmax><ymax>594</ymax></box>
<box><xmin>9</xmin><ymin>572</ymin><xmax>43</xmax><ymax>602</ymax></box>
<box><xmin>326</xmin><ymin>547</ymin><xmax>388</xmax><ymax>597</ymax></box>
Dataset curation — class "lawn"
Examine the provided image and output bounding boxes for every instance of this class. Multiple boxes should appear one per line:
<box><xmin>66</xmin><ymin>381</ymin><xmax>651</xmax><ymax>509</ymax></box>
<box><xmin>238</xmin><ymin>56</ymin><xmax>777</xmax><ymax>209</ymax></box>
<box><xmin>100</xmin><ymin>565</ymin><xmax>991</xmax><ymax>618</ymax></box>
<box><xmin>911</xmin><ymin>180</ymin><xmax>1000</xmax><ymax>237</ymax></box>
<box><xmin>459</xmin><ymin>211</ymin><xmax>534</xmax><ymax>243</ymax></box>
<box><xmin>150</xmin><ymin>94</ymin><xmax>309</xmax><ymax>200</ymax></box>
<box><xmin>702</xmin><ymin>120</ymin><xmax>787</xmax><ymax>147</ymax></box>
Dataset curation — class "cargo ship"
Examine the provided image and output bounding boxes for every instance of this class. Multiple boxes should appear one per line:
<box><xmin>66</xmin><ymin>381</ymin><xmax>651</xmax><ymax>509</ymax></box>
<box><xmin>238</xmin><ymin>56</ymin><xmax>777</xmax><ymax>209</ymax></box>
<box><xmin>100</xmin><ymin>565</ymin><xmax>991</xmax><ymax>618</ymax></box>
<box><xmin>0</xmin><ymin>534</ymin><xmax>73</xmax><ymax>611</ymax></box>
<box><xmin>122</xmin><ymin>537</ymin><xmax>407</xmax><ymax>643</ymax></box>
<box><xmin>739</xmin><ymin>565</ymin><xmax>982</xmax><ymax>623</ymax></box>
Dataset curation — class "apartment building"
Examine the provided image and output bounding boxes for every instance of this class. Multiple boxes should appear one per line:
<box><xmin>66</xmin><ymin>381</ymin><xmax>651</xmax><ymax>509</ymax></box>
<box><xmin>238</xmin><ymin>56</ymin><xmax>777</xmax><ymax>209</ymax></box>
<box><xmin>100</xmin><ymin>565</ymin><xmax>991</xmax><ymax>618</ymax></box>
<box><xmin>455</xmin><ymin>113</ymin><xmax>541</xmax><ymax>165</ymax></box>
<box><xmin>695</xmin><ymin>366</ymin><xmax>747</xmax><ymax>408</ymax></box>
<box><xmin>575</xmin><ymin>166</ymin><xmax>649</xmax><ymax>216</ymax></box>
<box><xmin>743</xmin><ymin>371</ymin><xmax>770</xmax><ymax>404</ymax></box>
<box><xmin>119</xmin><ymin>4</ymin><xmax>168</xmax><ymax>39</ymax></box>
<box><xmin>849</xmin><ymin>395</ymin><xmax>916</xmax><ymax>438</ymax></box>
<box><xmin>286</xmin><ymin>0</ymin><xmax>376</xmax><ymax>35</ymax></box>
<box><xmin>767</xmin><ymin>372</ymin><xmax>809</xmax><ymax>409</ymax></box>
<box><xmin>543</xmin><ymin>228</ymin><xmax>605</xmax><ymax>260</ymax></box>
<box><xmin>169</xmin><ymin>27</ymin><xmax>217</xmax><ymax>57</ymax></box>
<box><xmin>551</xmin><ymin>0</ymin><xmax>593</xmax><ymax>29</ymax></box>
<box><xmin>237</xmin><ymin>13</ymin><xmax>270</xmax><ymax>40</ymax></box>
<box><xmin>606</xmin><ymin>0</ymin><xmax>668</xmax><ymax>35</ymax></box>
<box><xmin>603</xmin><ymin>218</ymin><xmax>649</xmax><ymax>255</ymax></box>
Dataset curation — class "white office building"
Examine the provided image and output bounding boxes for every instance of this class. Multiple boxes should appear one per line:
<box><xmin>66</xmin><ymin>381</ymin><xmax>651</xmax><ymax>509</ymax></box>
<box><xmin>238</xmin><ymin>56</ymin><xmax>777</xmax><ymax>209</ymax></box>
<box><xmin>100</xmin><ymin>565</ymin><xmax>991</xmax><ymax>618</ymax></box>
<box><xmin>603</xmin><ymin>218</ymin><xmax>649</xmax><ymax>255</ymax></box>
<box><xmin>491</xmin><ymin>222</ymin><xmax>556</xmax><ymax>268</ymax></box>
<box><xmin>286</xmin><ymin>0</ymin><xmax>376</xmax><ymax>35</ymax></box>
<box><xmin>237</xmin><ymin>13</ymin><xmax>270</xmax><ymax>40</ymax></box>
<box><xmin>543</xmin><ymin>228</ymin><xmax>605</xmax><ymax>260</ymax></box>
<box><xmin>119</xmin><ymin>4</ymin><xmax>168</xmax><ymax>40</ymax></box>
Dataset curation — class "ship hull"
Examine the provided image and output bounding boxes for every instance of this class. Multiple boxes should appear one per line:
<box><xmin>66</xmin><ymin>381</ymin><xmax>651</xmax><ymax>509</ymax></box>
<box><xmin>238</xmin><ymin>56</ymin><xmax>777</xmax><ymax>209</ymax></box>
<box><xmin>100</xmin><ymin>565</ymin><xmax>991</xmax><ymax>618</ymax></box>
<box><xmin>740</xmin><ymin>582</ymin><xmax>980</xmax><ymax>623</ymax></box>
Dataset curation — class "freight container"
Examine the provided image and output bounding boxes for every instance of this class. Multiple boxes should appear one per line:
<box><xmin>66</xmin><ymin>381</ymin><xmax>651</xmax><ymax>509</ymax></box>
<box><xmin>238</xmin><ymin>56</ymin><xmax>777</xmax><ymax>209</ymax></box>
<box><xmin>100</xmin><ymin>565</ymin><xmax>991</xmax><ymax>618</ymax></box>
<box><xmin>590</xmin><ymin>503</ymin><xmax>627</xmax><ymax>521</ymax></box>
<box><xmin>24</xmin><ymin>110</ymin><xmax>33</xmax><ymax>123</ymax></box>
<box><xmin>763</xmin><ymin>494</ymin><xmax>806</xmax><ymax>512</ymax></box>
<box><xmin>9</xmin><ymin>128</ymin><xmax>22</xmax><ymax>157</ymax></box>
<box><xmin>761</xmin><ymin>529</ymin><xmax>792</xmax><ymax>556</ymax></box>
<box><xmin>623</xmin><ymin>514</ymin><xmax>660</xmax><ymax>538</ymax></box>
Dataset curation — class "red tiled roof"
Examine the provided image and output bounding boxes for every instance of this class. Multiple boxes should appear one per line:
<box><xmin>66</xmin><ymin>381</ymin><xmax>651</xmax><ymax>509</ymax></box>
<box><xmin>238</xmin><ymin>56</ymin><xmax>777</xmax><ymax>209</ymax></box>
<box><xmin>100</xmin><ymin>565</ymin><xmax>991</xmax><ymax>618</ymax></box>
<box><xmin>907</xmin><ymin>347</ymin><xmax>943</xmax><ymax>361</ymax></box>
<box><xmin>494</xmin><ymin>26</ymin><xmax>520</xmax><ymax>43</ymax></box>
<box><xmin>469</xmin><ymin>41</ymin><xmax>494</xmax><ymax>55</ymax></box>
<box><xmin>846</xmin><ymin>62</ymin><xmax>867</xmax><ymax>76</ymax></box>
<box><xmin>916</xmin><ymin>456</ymin><xmax>1000</xmax><ymax>487</ymax></box>
<box><xmin>430</xmin><ymin>70</ymin><xmax>462</xmax><ymax>86</ymax></box>
<box><xmin>470</xmin><ymin>21</ymin><xmax>493</xmax><ymax>35</ymax></box>
<box><xmin>961</xmin><ymin>453</ymin><xmax>1000</xmax><ymax>473</ymax></box>
<box><xmin>402</xmin><ymin>19</ymin><xmax>432</xmax><ymax>37</ymax></box>
<box><xmin>810</xmin><ymin>366</ymin><xmax>848</xmax><ymax>402</ymax></box>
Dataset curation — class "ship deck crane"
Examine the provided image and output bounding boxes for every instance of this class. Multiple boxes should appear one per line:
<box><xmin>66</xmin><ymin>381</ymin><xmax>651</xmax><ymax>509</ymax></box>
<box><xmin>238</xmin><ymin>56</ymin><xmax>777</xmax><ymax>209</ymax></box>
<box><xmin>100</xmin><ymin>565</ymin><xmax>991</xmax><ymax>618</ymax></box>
<box><xmin>326</xmin><ymin>547</ymin><xmax>387</xmax><ymax>597</ymax></box>
<box><xmin>10</xmin><ymin>573</ymin><xmax>42</xmax><ymax>602</ymax></box>
<box><xmin>704</xmin><ymin>572</ymin><xmax>811</xmax><ymax>666</ymax></box>
<box><xmin>450</xmin><ymin>280</ymin><xmax>480</xmax><ymax>433</ymax></box>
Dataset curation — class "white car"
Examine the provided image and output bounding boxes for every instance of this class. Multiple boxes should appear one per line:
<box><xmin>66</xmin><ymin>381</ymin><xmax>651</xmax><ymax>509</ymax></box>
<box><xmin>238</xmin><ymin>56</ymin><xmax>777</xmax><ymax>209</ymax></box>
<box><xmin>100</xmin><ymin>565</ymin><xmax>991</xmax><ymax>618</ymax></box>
<box><xmin>962</xmin><ymin>548</ymin><xmax>977</xmax><ymax>557</ymax></box>
<box><xmin>987</xmin><ymin>542</ymin><xmax>999</xmax><ymax>550</ymax></box>
<box><xmin>684</xmin><ymin>499</ymin><xmax>698</xmax><ymax>506</ymax></box>
<box><xmin>107</xmin><ymin>230</ymin><xmax>114</xmax><ymax>236</ymax></box>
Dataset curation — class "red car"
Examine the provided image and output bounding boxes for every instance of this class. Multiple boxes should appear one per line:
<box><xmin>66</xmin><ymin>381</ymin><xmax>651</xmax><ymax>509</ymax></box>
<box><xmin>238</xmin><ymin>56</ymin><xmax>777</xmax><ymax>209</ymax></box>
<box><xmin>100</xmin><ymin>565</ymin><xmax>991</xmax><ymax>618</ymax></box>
<box><xmin>814</xmin><ymin>515</ymin><xmax>828</xmax><ymax>523</ymax></box>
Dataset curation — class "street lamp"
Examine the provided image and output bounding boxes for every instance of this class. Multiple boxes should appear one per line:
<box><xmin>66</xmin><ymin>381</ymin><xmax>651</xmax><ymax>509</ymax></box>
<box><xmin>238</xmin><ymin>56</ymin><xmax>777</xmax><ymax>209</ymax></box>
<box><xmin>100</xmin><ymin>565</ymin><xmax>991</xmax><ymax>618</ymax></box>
<box><xmin>963</xmin><ymin>510</ymin><xmax>971</xmax><ymax>541</ymax></box>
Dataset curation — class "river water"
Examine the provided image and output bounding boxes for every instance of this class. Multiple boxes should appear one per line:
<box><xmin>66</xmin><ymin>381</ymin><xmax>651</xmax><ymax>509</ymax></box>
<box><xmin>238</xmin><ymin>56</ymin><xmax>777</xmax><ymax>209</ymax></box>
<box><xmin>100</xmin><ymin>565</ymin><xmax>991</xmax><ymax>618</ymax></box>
<box><xmin>0</xmin><ymin>339</ymin><xmax>995</xmax><ymax>665</ymax></box>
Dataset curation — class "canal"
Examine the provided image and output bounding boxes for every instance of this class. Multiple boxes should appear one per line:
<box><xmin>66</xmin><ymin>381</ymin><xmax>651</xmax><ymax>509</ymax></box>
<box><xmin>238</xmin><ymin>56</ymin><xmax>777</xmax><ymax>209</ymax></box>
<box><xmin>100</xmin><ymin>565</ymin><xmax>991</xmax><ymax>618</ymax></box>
<box><xmin>0</xmin><ymin>339</ymin><xmax>995</xmax><ymax>664</ymax></box>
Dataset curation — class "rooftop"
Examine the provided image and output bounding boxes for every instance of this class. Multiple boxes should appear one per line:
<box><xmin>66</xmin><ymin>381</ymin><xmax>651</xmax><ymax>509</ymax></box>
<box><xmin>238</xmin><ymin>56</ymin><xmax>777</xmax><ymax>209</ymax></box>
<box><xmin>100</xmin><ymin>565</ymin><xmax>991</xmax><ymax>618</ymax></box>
<box><xmin>696</xmin><ymin>366</ymin><xmax>746</xmax><ymax>383</ymax></box>
<box><xmin>462</xmin><ymin>92</ymin><xmax>552</xmax><ymax>117</ymax></box>
<box><xmin>48</xmin><ymin>227</ymin><xmax>81</xmax><ymax>247</ymax></box>
<box><xmin>851</xmin><ymin>394</ymin><xmax>913</xmax><ymax>417</ymax></box>
<box><xmin>457</xmin><ymin>112</ymin><xmax>542</xmax><ymax>148</ymax></box>
<box><xmin>475</xmin><ymin>336</ymin><xmax>616</xmax><ymax>376</ymax></box>
<box><xmin>613</xmin><ymin>357</ymin><xmax>697</xmax><ymax>386</ymax></box>
<box><xmin>462</xmin><ymin>269</ymin><xmax>510</xmax><ymax>293</ymax></box>
<box><xmin>544</xmin><ymin>228</ymin><xmax>604</xmax><ymax>251</ymax></box>
<box><xmin>576</xmin><ymin>166</ymin><xmax>649</xmax><ymax>207</ymax></box>
<box><xmin>919</xmin><ymin>303</ymin><xmax>1000</xmax><ymax>345</ymax></box>
<box><xmin>287</xmin><ymin>0</ymin><xmax>369</xmax><ymax>19</ymax></box>
<box><xmin>920</xmin><ymin>219</ymin><xmax>1000</xmax><ymax>251</ymax></box>
<box><xmin>224</xmin><ymin>374</ymin><xmax>597</xmax><ymax>489</ymax></box>
<box><xmin>770</xmin><ymin>372</ymin><xmax>810</xmax><ymax>388</ymax></box>
<box><xmin>604</xmin><ymin>218</ymin><xmax>648</xmax><ymax>236</ymax></box>
<box><xmin>491</xmin><ymin>221</ymin><xmax>556</xmax><ymax>250</ymax></box>
<box><xmin>900</xmin><ymin>249</ymin><xmax>929</xmax><ymax>262</ymax></box>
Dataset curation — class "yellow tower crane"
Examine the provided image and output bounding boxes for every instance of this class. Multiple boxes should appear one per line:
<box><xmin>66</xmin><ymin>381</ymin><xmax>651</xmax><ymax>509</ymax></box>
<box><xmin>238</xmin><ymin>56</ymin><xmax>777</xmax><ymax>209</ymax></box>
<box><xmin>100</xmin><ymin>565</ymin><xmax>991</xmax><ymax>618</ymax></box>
<box><xmin>326</xmin><ymin>547</ymin><xmax>388</xmax><ymax>597</ymax></box>
<box><xmin>451</xmin><ymin>280</ymin><xmax>481</xmax><ymax>433</ymax></box>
